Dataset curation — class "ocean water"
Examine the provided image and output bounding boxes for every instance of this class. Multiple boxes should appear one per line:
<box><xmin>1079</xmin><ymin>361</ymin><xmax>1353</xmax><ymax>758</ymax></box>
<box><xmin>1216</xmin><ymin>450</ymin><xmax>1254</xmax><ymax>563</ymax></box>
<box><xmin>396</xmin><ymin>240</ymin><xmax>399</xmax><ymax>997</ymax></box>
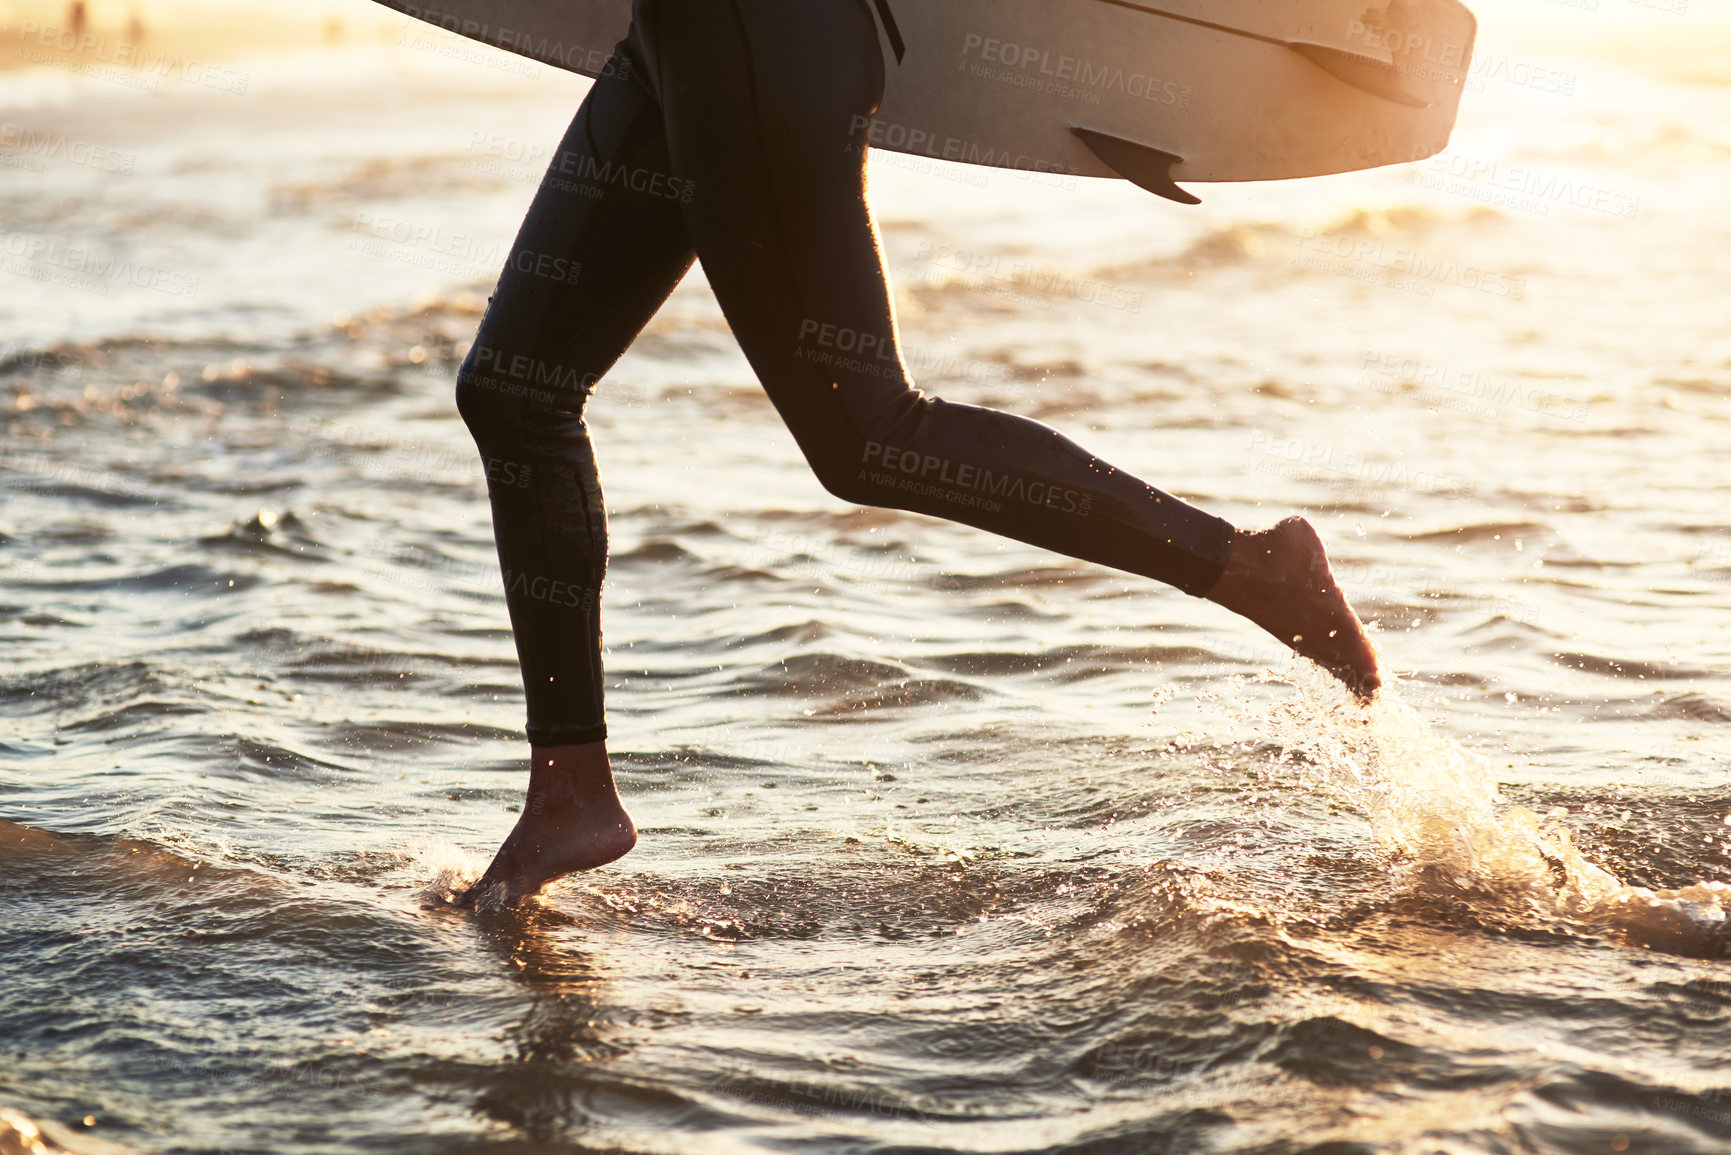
<box><xmin>3</xmin><ymin>8</ymin><xmax>1731</xmax><ymax>1154</ymax></box>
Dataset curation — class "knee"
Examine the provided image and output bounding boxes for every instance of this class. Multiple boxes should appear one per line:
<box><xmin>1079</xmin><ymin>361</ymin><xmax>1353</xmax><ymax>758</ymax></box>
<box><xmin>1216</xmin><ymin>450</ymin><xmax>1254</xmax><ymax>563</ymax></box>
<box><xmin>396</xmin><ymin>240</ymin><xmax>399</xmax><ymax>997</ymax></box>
<box><xmin>808</xmin><ymin>452</ymin><xmax>877</xmax><ymax>508</ymax></box>
<box><xmin>804</xmin><ymin>425</ymin><xmax>916</xmax><ymax>508</ymax></box>
<box><xmin>453</xmin><ymin>370</ymin><xmax>502</xmax><ymax>440</ymax></box>
<box><xmin>795</xmin><ymin>389</ymin><xmax>938</xmax><ymax>507</ymax></box>
<box><xmin>454</xmin><ymin>342</ymin><xmax>540</xmax><ymax>440</ymax></box>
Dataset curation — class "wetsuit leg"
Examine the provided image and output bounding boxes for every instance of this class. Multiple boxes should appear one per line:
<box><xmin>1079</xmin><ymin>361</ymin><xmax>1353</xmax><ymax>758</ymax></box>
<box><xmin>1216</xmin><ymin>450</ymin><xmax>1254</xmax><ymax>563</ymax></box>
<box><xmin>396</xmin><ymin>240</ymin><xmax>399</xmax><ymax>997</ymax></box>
<box><xmin>638</xmin><ymin>0</ymin><xmax>1236</xmax><ymax>594</ymax></box>
<box><xmin>458</xmin><ymin>0</ymin><xmax>1237</xmax><ymax>746</ymax></box>
<box><xmin>455</xmin><ymin>41</ymin><xmax>695</xmax><ymax>746</ymax></box>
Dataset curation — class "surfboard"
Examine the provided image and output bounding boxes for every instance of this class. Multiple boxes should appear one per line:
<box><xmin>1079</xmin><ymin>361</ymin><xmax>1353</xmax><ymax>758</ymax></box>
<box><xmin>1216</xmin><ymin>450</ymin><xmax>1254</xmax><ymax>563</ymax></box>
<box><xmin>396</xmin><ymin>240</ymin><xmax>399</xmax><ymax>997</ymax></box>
<box><xmin>377</xmin><ymin>0</ymin><xmax>1476</xmax><ymax>204</ymax></box>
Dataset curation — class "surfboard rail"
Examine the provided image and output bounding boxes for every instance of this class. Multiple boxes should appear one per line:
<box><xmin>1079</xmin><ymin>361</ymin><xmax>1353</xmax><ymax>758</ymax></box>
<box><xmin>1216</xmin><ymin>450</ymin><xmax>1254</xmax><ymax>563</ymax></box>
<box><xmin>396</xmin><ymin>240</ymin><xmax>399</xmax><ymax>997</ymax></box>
<box><xmin>373</xmin><ymin>0</ymin><xmax>1477</xmax><ymax>201</ymax></box>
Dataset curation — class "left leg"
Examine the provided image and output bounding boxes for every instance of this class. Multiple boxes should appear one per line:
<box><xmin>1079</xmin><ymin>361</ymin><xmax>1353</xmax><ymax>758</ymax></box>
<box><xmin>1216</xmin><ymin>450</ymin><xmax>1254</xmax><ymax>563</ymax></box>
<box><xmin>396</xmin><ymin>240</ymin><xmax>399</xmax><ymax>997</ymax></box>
<box><xmin>452</xmin><ymin>29</ymin><xmax>699</xmax><ymax>904</ymax></box>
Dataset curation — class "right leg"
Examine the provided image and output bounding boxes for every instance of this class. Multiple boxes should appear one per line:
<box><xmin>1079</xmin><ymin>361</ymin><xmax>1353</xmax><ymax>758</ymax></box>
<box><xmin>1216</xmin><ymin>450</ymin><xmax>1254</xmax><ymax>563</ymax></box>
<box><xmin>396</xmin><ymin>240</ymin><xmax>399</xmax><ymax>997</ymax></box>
<box><xmin>643</xmin><ymin>0</ymin><xmax>1239</xmax><ymax>594</ymax></box>
<box><xmin>638</xmin><ymin>0</ymin><xmax>1378</xmax><ymax>694</ymax></box>
<box><xmin>453</xmin><ymin>39</ymin><xmax>696</xmax><ymax>904</ymax></box>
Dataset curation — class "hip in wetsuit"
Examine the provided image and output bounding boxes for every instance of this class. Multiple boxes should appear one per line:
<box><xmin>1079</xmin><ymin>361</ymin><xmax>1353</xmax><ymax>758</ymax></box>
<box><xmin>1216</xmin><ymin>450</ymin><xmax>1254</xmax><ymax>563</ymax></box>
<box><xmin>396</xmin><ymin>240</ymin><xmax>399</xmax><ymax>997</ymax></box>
<box><xmin>454</xmin><ymin>0</ymin><xmax>1236</xmax><ymax>746</ymax></box>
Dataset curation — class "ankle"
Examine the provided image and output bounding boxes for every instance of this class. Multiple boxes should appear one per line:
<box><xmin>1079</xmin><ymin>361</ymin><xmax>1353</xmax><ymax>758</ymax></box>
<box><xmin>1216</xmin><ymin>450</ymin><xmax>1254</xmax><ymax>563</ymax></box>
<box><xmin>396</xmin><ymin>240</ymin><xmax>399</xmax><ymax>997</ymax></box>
<box><xmin>1207</xmin><ymin>527</ymin><xmax>1277</xmax><ymax>610</ymax></box>
<box><xmin>529</xmin><ymin>740</ymin><xmax>609</xmax><ymax>774</ymax></box>
<box><xmin>525</xmin><ymin>741</ymin><xmax>617</xmax><ymax>808</ymax></box>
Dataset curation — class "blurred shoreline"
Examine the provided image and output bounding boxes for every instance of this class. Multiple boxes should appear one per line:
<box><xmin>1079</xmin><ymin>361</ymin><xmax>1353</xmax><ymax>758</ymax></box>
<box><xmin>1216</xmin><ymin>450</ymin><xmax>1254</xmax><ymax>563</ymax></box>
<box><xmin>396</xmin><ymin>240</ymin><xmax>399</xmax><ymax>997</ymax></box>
<box><xmin>0</xmin><ymin>2</ymin><xmax>396</xmax><ymax>75</ymax></box>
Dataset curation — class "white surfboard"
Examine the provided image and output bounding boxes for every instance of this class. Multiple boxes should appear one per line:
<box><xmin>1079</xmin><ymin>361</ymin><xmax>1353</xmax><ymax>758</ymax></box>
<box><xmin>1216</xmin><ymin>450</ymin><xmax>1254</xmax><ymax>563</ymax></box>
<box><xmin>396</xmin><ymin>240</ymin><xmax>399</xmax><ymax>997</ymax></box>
<box><xmin>378</xmin><ymin>0</ymin><xmax>1475</xmax><ymax>203</ymax></box>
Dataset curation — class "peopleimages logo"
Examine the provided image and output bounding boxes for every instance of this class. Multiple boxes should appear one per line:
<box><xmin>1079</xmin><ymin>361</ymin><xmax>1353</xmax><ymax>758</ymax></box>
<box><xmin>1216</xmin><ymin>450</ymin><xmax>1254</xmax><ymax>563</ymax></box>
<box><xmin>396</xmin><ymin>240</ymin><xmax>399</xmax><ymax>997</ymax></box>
<box><xmin>398</xmin><ymin>4</ymin><xmax>625</xmax><ymax>77</ymax></box>
<box><xmin>0</xmin><ymin>125</ymin><xmax>136</xmax><ymax>174</ymax></box>
<box><xmin>0</xmin><ymin>230</ymin><xmax>200</xmax><ymax>298</ymax></box>
<box><xmin>501</xmin><ymin>568</ymin><xmax>598</xmax><ymax>610</ymax></box>
<box><xmin>1293</xmin><ymin>227</ymin><xmax>1525</xmax><ymax>300</ymax></box>
<box><xmin>847</xmin><ymin>114</ymin><xmax>1076</xmax><ymax>179</ymax></box>
<box><xmin>13</xmin><ymin>21</ymin><xmax>250</xmax><ymax>92</ymax></box>
<box><xmin>1415</xmin><ymin>155</ymin><xmax>1639</xmax><ymax>220</ymax></box>
<box><xmin>544</xmin><ymin>151</ymin><xmax>694</xmax><ymax>202</ymax></box>
<box><xmin>797</xmin><ymin>319</ymin><xmax>898</xmax><ymax>363</ymax></box>
<box><xmin>466</xmin><ymin>345</ymin><xmax>602</xmax><ymax>396</ymax></box>
<box><xmin>1344</xmin><ymin>19</ymin><xmax>1469</xmax><ymax>68</ymax></box>
<box><xmin>511</xmin><ymin>248</ymin><xmax>582</xmax><ymax>285</ymax></box>
<box><xmin>861</xmin><ymin>440</ymin><xmax>1093</xmax><ymax>517</ymax></box>
<box><xmin>960</xmin><ymin>33</ymin><xmax>1192</xmax><ymax>107</ymax></box>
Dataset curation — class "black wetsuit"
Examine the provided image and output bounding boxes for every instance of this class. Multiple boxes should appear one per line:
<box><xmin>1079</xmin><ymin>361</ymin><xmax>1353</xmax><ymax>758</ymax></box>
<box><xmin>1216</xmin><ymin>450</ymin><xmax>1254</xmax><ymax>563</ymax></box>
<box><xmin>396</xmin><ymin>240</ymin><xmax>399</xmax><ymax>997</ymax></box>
<box><xmin>455</xmin><ymin>0</ymin><xmax>1236</xmax><ymax>746</ymax></box>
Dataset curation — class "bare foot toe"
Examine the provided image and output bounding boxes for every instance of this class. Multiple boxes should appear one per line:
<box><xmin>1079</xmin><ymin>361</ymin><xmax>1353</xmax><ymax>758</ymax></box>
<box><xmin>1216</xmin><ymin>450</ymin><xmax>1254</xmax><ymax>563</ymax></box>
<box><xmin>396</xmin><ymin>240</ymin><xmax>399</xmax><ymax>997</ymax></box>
<box><xmin>457</xmin><ymin>744</ymin><xmax>637</xmax><ymax>908</ymax></box>
<box><xmin>1206</xmin><ymin>516</ymin><xmax>1381</xmax><ymax>699</ymax></box>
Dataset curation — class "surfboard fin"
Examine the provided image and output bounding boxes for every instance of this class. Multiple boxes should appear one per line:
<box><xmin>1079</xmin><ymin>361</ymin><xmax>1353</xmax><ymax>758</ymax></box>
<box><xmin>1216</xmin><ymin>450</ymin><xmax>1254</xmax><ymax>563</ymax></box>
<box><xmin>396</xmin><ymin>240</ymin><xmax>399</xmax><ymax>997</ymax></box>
<box><xmin>1070</xmin><ymin>128</ymin><xmax>1200</xmax><ymax>205</ymax></box>
<box><xmin>1287</xmin><ymin>43</ymin><xmax>1432</xmax><ymax>109</ymax></box>
<box><xmin>870</xmin><ymin>0</ymin><xmax>905</xmax><ymax>63</ymax></box>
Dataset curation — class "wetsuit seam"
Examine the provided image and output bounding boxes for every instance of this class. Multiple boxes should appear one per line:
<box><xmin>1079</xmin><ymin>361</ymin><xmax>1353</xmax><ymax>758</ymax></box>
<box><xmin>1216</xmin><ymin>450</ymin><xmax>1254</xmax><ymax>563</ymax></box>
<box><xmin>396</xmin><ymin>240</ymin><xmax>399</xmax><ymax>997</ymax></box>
<box><xmin>870</xmin><ymin>0</ymin><xmax>905</xmax><ymax>63</ymax></box>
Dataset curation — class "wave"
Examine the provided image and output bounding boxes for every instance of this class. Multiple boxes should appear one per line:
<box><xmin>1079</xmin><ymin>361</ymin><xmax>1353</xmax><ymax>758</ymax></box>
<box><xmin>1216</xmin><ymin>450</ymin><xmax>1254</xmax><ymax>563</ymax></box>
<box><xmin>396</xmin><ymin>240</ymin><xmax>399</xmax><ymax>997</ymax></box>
<box><xmin>1239</xmin><ymin>670</ymin><xmax>1731</xmax><ymax>960</ymax></box>
<box><xmin>735</xmin><ymin>652</ymin><xmax>908</xmax><ymax>695</ymax></box>
<box><xmin>1550</xmin><ymin>651</ymin><xmax>1717</xmax><ymax>682</ymax></box>
<box><xmin>806</xmin><ymin>677</ymin><xmax>984</xmax><ymax>717</ymax></box>
<box><xmin>919</xmin><ymin>642</ymin><xmax>1259</xmax><ymax>683</ymax></box>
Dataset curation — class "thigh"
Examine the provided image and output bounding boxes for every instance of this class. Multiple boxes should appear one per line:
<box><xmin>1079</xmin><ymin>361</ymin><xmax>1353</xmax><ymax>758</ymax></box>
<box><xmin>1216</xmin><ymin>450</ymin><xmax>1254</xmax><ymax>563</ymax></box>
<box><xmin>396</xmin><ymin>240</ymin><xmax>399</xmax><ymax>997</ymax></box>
<box><xmin>460</xmin><ymin>36</ymin><xmax>698</xmax><ymax>416</ymax></box>
<box><xmin>636</xmin><ymin>2</ymin><xmax>1234</xmax><ymax>594</ymax></box>
<box><xmin>639</xmin><ymin>0</ymin><xmax>906</xmax><ymax>430</ymax></box>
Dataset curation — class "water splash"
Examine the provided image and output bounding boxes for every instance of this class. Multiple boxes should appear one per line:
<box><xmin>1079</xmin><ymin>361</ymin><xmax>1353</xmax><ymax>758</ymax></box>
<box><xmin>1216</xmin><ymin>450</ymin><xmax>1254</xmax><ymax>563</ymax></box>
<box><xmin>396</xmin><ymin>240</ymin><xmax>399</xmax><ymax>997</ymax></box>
<box><xmin>408</xmin><ymin>839</ymin><xmax>487</xmax><ymax>906</ymax></box>
<box><xmin>1232</xmin><ymin>667</ymin><xmax>1730</xmax><ymax>958</ymax></box>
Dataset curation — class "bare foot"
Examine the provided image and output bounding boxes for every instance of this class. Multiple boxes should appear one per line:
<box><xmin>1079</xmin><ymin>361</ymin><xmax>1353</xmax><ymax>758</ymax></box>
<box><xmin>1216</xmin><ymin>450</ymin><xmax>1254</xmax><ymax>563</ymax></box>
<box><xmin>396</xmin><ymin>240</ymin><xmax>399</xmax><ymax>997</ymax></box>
<box><xmin>1205</xmin><ymin>516</ymin><xmax>1381</xmax><ymax>699</ymax></box>
<box><xmin>457</xmin><ymin>742</ymin><xmax>637</xmax><ymax>908</ymax></box>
